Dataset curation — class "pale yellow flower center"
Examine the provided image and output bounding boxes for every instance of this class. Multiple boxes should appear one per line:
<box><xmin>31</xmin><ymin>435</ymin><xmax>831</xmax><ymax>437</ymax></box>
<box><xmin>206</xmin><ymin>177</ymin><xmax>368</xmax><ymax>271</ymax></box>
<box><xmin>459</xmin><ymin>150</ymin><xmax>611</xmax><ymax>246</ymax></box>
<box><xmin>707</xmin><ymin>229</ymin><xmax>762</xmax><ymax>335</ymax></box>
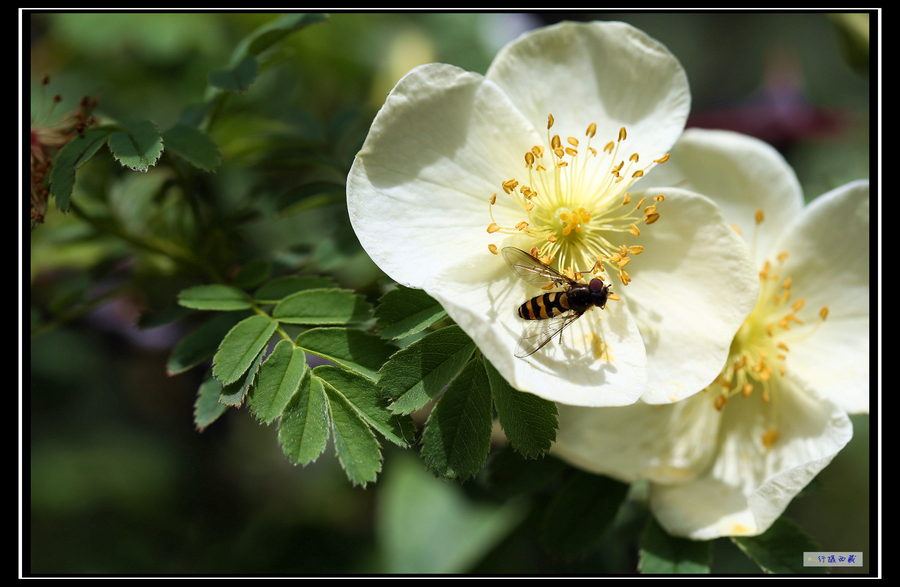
<box><xmin>486</xmin><ymin>114</ymin><xmax>668</xmax><ymax>286</ymax></box>
<box><xmin>708</xmin><ymin>209</ymin><xmax>828</xmax><ymax>449</ymax></box>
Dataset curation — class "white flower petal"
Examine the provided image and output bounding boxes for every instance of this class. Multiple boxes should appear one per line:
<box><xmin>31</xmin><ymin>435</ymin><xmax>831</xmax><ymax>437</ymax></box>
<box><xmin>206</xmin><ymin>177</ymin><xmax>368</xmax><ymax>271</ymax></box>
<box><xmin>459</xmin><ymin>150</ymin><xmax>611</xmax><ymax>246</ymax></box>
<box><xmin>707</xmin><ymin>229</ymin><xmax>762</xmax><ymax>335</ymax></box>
<box><xmin>486</xmin><ymin>21</ymin><xmax>690</xmax><ymax>161</ymax></box>
<box><xmin>771</xmin><ymin>180</ymin><xmax>870</xmax><ymax>413</ymax></box>
<box><xmin>553</xmin><ymin>392</ymin><xmax>721</xmax><ymax>483</ymax></box>
<box><xmin>649</xmin><ymin>376</ymin><xmax>853</xmax><ymax>539</ymax></box>
<box><xmin>424</xmin><ymin>251</ymin><xmax>647</xmax><ymax>406</ymax></box>
<box><xmin>647</xmin><ymin>128</ymin><xmax>805</xmax><ymax>245</ymax></box>
<box><xmin>624</xmin><ymin>188</ymin><xmax>759</xmax><ymax>403</ymax></box>
<box><xmin>347</xmin><ymin>63</ymin><xmax>541</xmax><ymax>287</ymax></box>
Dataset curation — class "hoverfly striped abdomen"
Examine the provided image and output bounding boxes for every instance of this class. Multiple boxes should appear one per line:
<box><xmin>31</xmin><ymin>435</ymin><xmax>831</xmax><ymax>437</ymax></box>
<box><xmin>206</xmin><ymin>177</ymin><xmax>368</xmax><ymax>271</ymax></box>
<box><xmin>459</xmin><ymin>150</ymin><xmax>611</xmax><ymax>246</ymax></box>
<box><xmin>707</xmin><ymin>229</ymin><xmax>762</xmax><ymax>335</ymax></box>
<box><xmin>502</xmin><ymin>246</ymin><xmax>611</xmax><ymax>358</ymax></box>
<box><xmin>517</xmin><ymin>291</ymin><xmax>571</xmax><ymax>320</ymax></box>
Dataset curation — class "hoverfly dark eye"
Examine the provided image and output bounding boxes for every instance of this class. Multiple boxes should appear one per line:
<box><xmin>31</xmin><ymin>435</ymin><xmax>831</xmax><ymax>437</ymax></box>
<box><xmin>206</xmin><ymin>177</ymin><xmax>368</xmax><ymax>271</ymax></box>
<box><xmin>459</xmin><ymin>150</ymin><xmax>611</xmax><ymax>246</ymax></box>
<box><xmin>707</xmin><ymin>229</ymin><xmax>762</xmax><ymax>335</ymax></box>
<box><xmin>589</xmin><ymin>279</ymin><xmax>605</xmax><ymax>293</ymax></box>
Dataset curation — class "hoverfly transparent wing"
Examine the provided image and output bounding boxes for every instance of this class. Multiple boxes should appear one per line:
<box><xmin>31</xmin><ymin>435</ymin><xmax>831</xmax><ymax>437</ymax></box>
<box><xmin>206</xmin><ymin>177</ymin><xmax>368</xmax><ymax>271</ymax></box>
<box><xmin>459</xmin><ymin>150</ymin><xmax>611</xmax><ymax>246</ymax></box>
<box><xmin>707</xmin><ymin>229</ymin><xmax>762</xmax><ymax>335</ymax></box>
<box><xmin>514</xmin><ymin>310</ymin><xmax>584</xmax><ymax>358</ymax></box>
<box><xmin>501</xmin><ymin>247</ymin><xmax>571</xmax><ymax>289</ymax></box>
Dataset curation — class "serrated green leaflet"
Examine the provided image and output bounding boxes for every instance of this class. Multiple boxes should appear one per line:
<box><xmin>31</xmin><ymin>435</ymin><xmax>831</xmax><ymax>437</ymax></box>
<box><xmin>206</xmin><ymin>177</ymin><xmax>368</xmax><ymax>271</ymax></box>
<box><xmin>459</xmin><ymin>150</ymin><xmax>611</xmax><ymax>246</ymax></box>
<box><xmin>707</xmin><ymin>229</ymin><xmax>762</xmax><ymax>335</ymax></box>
<box><xmin>272</xmin><ymin>288</ymin><xmax>371</xmax><ymax>324</ymax></box>
<box><xmin>193</xmin><ymin>377</ymin><xmax>229</xmax><ymax>431</ymax></box>
<box><xmin>107</xmin><ymin>120</ymin><xmax>164</xmax><ymax>172</ymax></box>
<box><xmin>376</xmin><ymin>325</ymin><xmax>476</xmax><ymax>415</ymax></box>
<box><xmin>249</xmin><ymin>339</ymin><xmax>308</xmax><ymax>424</ymax></box>
<box><xmin>420</xmin><ymin>357</ymin><xmax>493</xmax><ymax>481</ymax></box>
<box><xmin>48</xmin><ymin>126</ymin><xmax>116</xmax><ymax>212</ymax></box>
<box><xmin>640</xmin><ymin>515</ymin><xmax>712</xmax><ymax>574</ymax></box>
<box><xmin>161</xmin><ymin>123</ymin><xmax>221</xmax><ymax>171</ymax></box>
<box><xmin>296</xmin><ymin>328</ymin><xmax>397</xmax><ymax>381</ymax></box>
<box><xmin>315</xmin><ymin>365</ymin><xmax>414</xmax><ymax>447</ymax></box>
<box><xmin>212</xmin><ymin>314</ymin><xmax>277</xmax><ymax>385</ymax></box>
<box><xmin>254</xmin><ymin>275</ymin><xmax>338</xmax><ymax>304</ymax></box>
<box><xmin>220</xmin><ymin>345</ymin><xmax>265</xmax><ymax>407</ymax></box>
<box><xmin>731</xmin><ymin>517</ymin><xmax>826</xmax><ymax>574</ymax></box>
<box><xmin>278</xmin><ymin>372</ymin><xmax>329</xmax><ymax>466</ymax></box>
<box><xmin>540</xmin><ymin>471</ymin><xmax>629</xmax><ymax>560</ymax></box>
<box><xmin>177</xmin><ymin>284</ymin><xmax>253</xmax><ymax>311</ymax></box>
<box><xmin>374</xmin><ymin>286</ymin><xmax>448</xmax><ymax>340</ymax></box>
<box><xmin>325</xmin><ymin>383</ymin><xmax>383</xmax><ymax>486</ymax></box>
<box><xmin>484</xmin><ymin>358</ymin><xmax>557</xmax><ymax>457</ymax></box>
<box><xmin>167</xmin><ymin>311</ymin><xmax>250</xmax><ymax>375</ymax></box>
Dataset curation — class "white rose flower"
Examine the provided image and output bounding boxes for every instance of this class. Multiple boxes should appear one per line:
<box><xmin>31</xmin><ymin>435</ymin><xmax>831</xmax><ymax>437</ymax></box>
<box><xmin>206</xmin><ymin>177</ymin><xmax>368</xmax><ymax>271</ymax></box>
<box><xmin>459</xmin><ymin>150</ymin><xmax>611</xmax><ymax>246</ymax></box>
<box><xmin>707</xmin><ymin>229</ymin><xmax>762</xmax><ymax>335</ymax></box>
<box><xmin>555</xmin><ymin>128</ymin><xmax>868</xmax><ymax>538</ymax></box>
<box><xmin>348</xmin><ymin>22</ymin><xmax>758</xmax><ymax>406</ymax></box>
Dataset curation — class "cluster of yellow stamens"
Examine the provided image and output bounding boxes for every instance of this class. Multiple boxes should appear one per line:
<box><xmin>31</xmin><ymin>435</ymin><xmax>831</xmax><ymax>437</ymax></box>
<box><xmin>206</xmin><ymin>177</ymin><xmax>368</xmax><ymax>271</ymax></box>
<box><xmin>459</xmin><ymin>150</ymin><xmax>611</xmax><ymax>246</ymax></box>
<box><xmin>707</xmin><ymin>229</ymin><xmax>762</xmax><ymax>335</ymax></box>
<box><xmin>487</xmin><ymin>114</ymin><xmax>668</xmax><ymax>285</ymax></box>
<box><xmin>707</xmin><ymin>209</ymin><xmax>829</xmax><ymax>449</ymax></box>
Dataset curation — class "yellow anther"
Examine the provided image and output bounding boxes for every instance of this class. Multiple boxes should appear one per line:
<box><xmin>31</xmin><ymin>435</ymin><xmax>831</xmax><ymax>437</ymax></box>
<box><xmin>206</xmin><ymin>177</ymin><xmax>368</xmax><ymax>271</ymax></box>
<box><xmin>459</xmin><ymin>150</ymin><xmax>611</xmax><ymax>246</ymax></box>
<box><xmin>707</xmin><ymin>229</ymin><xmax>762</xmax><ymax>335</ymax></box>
<box><xmin>714</xmin><ymin>394</ymin><xmax>728</xmax><ymax>411</ymax></box>
<box><xmin>762</xmin><ymin>428</ymin><xmax>779</xmax><ymax>449</ymax></box>
<box><xmin>547</xmin><ymin>113</ymin><xmax>554</xmax><ymax>129</ymax></box>
<box><xmin>488</xmin><ymin>244</ymin><xmax>498</xmax><ymax>254</ymax></box>
<box><xmin>618</xmin><ymin>127</ymin><xmax>627</xmax><ymax>141</ymax></box>
<box><xmin>644</xmin><ymin>213</ymin><xmax>660</xmax><ymax>225</ymax></box>
<box><xmin>525</xmin><ymin>151</ymin><xmax>534</xmax><ymax>168</ymax></box>
<box><xmin>755</xmin><ymin>208</ymin><xmax>765</xmax><ymax>224</ymax></box>
<box><xmin>654</xmin><ymin>154</ymin><xmax>670</xmax><ymax>163</ymax></box>
<box><xmin>567</xmin><ymin>136</ymin><xmax>579</xmax><ymax>147</ymax></box>
<box><xmin>586</xmin><ymin>122</ymin><xmax>596</xmax><ymax>137</ymax></box>
<box><xmin>820</xmin><ymin>306</ymin><xmax>829</xmax><ymax>320</ymax></box>
<box><xmin>487</xmin><ymin>223</ymin><xmax>500</xmax><ymax>233</ymax></box>
<box><xmin>629</xmin><ymin>153</ymin><xmax>640</xmax><ymax>163</ymax></box>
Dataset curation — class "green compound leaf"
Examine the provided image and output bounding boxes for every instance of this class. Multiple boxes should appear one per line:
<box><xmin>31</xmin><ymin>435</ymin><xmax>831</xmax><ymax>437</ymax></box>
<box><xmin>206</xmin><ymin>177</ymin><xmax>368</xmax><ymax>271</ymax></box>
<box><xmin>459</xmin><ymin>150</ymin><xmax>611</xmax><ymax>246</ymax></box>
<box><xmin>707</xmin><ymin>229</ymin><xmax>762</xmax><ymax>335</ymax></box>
<box><xmin>315</xmin><ymin>365</ymin><xmax>414</xmax><ymax>448</ymax></box>
<box><xmin>539</xmin><ymin>471</ymin><xmax>629</xmax><ymax>560</ymax></box>
<box><xmin>248</xmin><ymin>339</ymin><xmax>308</xmax><ymax>424</ymax></box>
<box><xmin>212</xmin><ymin>314</ymin><xmax>277</xmax><ymax>386</ymax></box>
<box><xmin>485</xmin><ymin>358</ymin><xmax>558</xmax><ymax>458</ymax></box>
<box><xmin>161</xmin><ymin>123</ymin><xmax>221</xmax><ymax>171</ymax></box>
<box><xmin>177</xmin><ymin>284</ymin><xmax>253</xmax><ymax>311</ymax></box>
<box><xmin>48</xmin><ymin>126</ymin><xmax>116</xmax><ymax>212</ymax></box>
<box><xmin>420</xmin><ymin>357</ymin><xmax>493</xmax><ymax>481</ymax></box>
<box><xmin>278</xmin><ymin>372</ymin><xmax>330</xmax><ymax>466</ymax></box>
<box><xmin>731</xmin><ymin>517</ymin><xmax>827</xmax><ymax>574</ymax></box>
<box><xmin>323</xmin><ymin>378</ymin><xmax>383</xmax><ymax>487</ymax></box>
<box><xmin>295</xmin><ymin>328</ymin><xmax>397</xmax><ymax>381</ymax></box>
<box><xmin>374</xmin><ymin>286</ymin><xmax>448</xmax><ymax>340</ymax></box>
<box><xmin>272</xmin><ymin>288</ymin><xmax>372</xmax><ymax>325</ymax></box>
<box><xmin>107</xmin><ymin>120</ymin><xmax>164</xmax><ymax>172</ymax></box>
<box><xmin>376</xmin><ymin>325</ymin><xmax>476</xmax><ymax>415</ymax></box>
<box><xmin>640</xmin><ymin>515</ymin><xmax>712</xmax><ymax>574</ymax></box>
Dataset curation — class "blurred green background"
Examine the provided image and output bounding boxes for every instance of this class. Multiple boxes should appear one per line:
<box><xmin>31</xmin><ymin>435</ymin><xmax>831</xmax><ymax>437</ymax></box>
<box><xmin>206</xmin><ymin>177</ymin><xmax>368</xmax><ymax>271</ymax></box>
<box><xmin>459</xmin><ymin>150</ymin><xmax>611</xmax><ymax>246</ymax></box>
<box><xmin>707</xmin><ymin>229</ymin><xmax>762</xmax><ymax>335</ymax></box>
<box><xmin>28</xmin><ymin>12</ymin><xmax>871</xmax><ymax>574</ymax></box>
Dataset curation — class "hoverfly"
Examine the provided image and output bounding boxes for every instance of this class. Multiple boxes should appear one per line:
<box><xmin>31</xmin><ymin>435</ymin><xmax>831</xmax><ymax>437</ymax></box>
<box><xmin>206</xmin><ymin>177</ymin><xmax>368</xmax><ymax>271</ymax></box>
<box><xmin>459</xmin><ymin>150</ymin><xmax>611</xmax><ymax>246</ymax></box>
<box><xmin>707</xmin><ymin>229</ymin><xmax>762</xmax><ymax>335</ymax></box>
<box><xmin>502</xmin><ymin>246</ymin><xmax>611</xmax><ymax>358</ymax></box>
